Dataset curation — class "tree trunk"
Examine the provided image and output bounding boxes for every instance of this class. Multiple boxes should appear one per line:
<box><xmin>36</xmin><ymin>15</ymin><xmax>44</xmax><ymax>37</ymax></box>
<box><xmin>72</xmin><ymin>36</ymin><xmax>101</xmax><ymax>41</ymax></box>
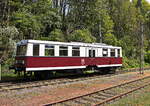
<box><xmin>136</xmin><ymin>0</ymin><xmax>142</xmax><ymax>8</ymax></box>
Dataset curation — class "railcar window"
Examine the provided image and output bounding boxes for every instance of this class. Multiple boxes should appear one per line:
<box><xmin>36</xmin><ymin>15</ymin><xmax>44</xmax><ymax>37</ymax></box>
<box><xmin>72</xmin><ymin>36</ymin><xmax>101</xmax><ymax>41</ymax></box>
<box><xmin>45</xmin><ymin>45</ymin><xmax>54</xmax><ymax>56</ymax></box>
<box><xmin>59</xmin><ymin>46</ymin><xmax>68</xmax><ymax>56</ymax></box>
<box><xmin>72</xmin><ymin>47</ymin><xmax>80</xmax><ymax>56</ymax></box>
<box><xmin>33</xmin><ymin>45</ymin><xmax>39</xmax><ymax>56</ymax></box>
<box><xmin>16</xmin><ymin>45</ymin><xmax>27</xmax><ymax>56</ymax></box>
<box><xmin>118</xmin><ymin>49</ymin><xmax>120</xmax><ymax>57</ymax></box>
<box><xmin>89</xmin><ymin>50</ymin><xmax>92</xmax><ymax>57</ymax></box>
<box><xmin>89</xmin><ymin>50</ymin><xmax>95</xmax><ymax>57</ymax></box>
<box><xmin>110</xmin><ymin>49</ymin><xmax>115</xmax><ymax>57</ymax></box>
<box><xmin>103</xmin><ymin>48</ymin><xmax>108</xmax><ymax>57</ymax></box>
<box><xmin>93</xmin><ymin>50</ymin><xmax>95</xmax><ymax>57</ymax></box>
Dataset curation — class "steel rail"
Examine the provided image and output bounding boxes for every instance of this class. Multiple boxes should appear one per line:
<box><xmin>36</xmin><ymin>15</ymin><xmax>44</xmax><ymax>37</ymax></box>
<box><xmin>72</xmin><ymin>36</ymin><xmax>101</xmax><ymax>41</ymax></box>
<box><xmin>43</xmin><ymin>76</ymin><xmax>150</xmax><ymax>106</ymax></box>
<box><xmin>0</xmin><ymin>67</ymin><xmax>150</xmax><ymax>92</ymax></box>
<box><xmin>93</xmin><ymin>82</ymin><xmax>150</xmax><ymax>106</ymax></box>
<box><xmin>0</xmin><ymin>73</ymin><xmax>117</xmax><ymax>92</ymax></box>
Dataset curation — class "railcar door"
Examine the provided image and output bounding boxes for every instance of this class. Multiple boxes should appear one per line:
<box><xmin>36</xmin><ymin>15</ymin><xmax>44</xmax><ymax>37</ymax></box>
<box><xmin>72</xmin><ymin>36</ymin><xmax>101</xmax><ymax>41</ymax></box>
<box><xmin>88</xmin><ymin>48</ymin><xmax>96</xmax><ymax>65</ymax></box>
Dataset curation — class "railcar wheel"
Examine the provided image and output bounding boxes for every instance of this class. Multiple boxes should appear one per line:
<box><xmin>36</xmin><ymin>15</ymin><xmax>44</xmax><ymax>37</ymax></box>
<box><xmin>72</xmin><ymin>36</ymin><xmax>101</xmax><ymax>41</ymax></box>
<box><xmin>76</xmin><ymin>69</ymin><xmax>84</xmax><ymax>74</ymax></box>
<box><xmin>96</xmin><ymin>68</ymin><xmax>112</xmax><ymax>74</ymax></box>
<box><xmin>34</xmin><ymin>71</ymin><xmax>53</xmax><ymax>79</ymax></box>
<box><xmin>43</xmin><ymin>71</ymin><xmax>53</xmax><ymax>79</ymax></box>
<box><xmin>34</xmin><ymin>71</ymin><xmax>41</xmax><ymax>79</ymax></box>
<box><xmin>108</xmin><ymin>68</ymin><xmax>117</xmax><ymax>74</ymax></box>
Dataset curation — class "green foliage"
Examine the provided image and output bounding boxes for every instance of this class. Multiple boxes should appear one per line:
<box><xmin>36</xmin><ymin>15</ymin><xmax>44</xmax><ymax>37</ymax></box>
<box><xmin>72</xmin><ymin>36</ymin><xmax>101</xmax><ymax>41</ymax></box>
<box><xmin>37</xmin><ymin>29</ymin><xmax>65</xmax><ymax>42</ymax></box>
<box><xmin>1</xmin><ymin>0</ymin><xmax>150</xmax><ymax>71</ymax></box>
<box><xmin>145</xmin><ymin>50</ymin><xmax>150</xmax><ymax>63</ymax></box>
<box><xmin>103</xmin><ymin>33</ymin><xmax>117</xmax><ymax>45</ymax></box>
<box><xmin>30</xmin><ymin>0</ymin><xmax>52</xmax><ymax>15</ymax></box>
<box><xmin>48</xmin><ymin>29</ymin><xmax>65</xmax><ymax>41</ymax></box>
<box><xmin>41</xmin><ymin>10</ymin><xmax>62</xmax><ymax>36</ymax></box>
<box><xmin>0</xmin><ymin>26</ymin><xmax>18</xmax><ymax>68</ymax></box>
<box><xmin>123</xmin><ymin>57</ymin><xmax>140</xmax><ymax>68</ymax></box>
<box><xmin>69</xmin><ymin>29</ymin><xmax>96</xmax><ymax>43</ymax></box>
<box><xmin>0</xmin><ymin>26</ymin><xmax>19</xmax><ymax>40</ymax></box>
<box><xmin>12</xmin><ymin>11</ymin><xmax>42</xmax><ymax>39</ymax></box>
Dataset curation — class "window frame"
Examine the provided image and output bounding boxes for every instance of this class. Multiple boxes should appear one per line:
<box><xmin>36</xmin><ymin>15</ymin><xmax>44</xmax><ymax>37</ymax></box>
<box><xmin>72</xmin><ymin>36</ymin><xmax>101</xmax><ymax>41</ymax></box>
<box><xmin>45</xmin><ymin>45</ymin><xmax>55</xmax><ymax>56</ymax></box>
<box><xmin>59</xmin><ymin>46</ymin><xmax>68</xmax><ymax>56</ymax></box>
<box><xmin>110</xmin><ymin>49</ymin><xmax>115</xmax><ymax>57</ymax></box>
<box><xmin>16</xmin><ymin>44</ymin><xmax>27</xmax><ymax>56</ymax></box>
<box><xmin>102</xmin><ymin>48</ymin><xmax>108</xmax><ymax>57</ymax></box>
<box><xmin>33</xmin><ymin>44</ymin><xmax>39</xmax><ymax>56</ymax></box>
<box><xmin>72</xmin><ymin>46</ymin><xmax>80</xmax><ymax>57</ymax></box>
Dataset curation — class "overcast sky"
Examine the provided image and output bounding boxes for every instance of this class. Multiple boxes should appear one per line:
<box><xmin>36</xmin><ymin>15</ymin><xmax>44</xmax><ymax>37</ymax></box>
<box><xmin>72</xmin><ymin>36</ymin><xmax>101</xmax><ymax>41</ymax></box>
<box><xmin>147</xmin><ymin>0</ymin><xmax>150</xmax><ymax>3</ymax></box>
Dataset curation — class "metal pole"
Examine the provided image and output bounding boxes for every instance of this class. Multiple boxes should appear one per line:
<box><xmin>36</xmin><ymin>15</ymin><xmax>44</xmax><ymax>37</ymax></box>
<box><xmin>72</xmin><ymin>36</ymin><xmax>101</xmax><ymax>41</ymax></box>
<box><xmin>99</xmin><ymin>22</ymin><xmax>102</xmax><ymax>43</ymax></box>
<box><xmin>140</xmin><ymin>23</ymin><xmax>144</xmax><ymax>74</ymax></box>
<box><xmin>0</xmin><ymin>63</ymin><xmax>1</xmax><ymax>81</ymax></box>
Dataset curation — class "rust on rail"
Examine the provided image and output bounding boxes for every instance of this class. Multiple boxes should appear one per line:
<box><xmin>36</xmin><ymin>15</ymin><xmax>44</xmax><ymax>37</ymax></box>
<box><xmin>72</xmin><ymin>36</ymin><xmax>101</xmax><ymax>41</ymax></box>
<box><xmin>43</xmin><ymin>75</ymin><xmax>150</xmax><ymax>106</ymax></box>
<box><xmin>93</xmin><ymin>82</ymin><xmax>150</xmax><ymax>106</ymax></box>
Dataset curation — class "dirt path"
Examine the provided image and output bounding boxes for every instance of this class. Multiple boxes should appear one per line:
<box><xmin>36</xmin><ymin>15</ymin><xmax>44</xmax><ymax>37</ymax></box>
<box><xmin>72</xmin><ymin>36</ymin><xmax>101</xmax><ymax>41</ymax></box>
<box><xmin>0</xmin><ymin>71</ymin><xmax>150</xmax><ymax>106</ymax></box>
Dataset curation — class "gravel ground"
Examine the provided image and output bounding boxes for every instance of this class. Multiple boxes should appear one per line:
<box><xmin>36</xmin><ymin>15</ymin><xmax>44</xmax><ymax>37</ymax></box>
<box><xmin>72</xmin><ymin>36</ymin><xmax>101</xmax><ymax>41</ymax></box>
<box><xmin>0</xmin><ymin>71</ymin><xmax>150</xmax><ymax>106</ymax></box>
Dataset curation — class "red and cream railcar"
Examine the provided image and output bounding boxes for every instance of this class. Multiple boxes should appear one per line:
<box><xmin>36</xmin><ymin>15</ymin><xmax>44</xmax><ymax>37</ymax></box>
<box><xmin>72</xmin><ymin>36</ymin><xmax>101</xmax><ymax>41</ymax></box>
<box><xmin>14</xmin><ymin>40</ymin><xmax>122</xmax><ymax>76</ymax></box>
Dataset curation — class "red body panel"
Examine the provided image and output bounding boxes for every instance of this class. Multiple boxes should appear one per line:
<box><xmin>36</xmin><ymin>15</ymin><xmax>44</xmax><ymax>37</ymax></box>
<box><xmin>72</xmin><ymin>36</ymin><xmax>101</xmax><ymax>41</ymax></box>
<box><xmin>15</xmin><ymin>56</ymin><xmax>122</xmax><ymax>69</ymax></box>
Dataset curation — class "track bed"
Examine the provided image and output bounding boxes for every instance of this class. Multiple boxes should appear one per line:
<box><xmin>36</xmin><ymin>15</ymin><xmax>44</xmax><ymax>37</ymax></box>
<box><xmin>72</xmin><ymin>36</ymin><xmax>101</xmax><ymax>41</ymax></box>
<box><xmin>0</xmin><ymin>70</ymin><xmax>150</xmax><ymax>106</ymax></box>
<box><xmin>45</xmin><ymin>76</ymin><xmax>150</xmax><ymax>106</ymax></box>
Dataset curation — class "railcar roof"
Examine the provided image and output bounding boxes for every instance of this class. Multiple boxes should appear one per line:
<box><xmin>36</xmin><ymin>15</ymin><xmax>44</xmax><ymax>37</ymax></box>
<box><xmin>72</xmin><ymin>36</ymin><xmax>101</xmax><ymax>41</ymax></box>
<box><xmin>17</xmin><ymin>40</ymin><xmax>121</xmax><ymax>49</ymax></box>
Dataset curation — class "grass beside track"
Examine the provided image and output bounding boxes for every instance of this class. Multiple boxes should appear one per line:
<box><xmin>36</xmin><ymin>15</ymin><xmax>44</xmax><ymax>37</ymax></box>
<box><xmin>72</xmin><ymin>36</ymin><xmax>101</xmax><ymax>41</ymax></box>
<box><xmin>1</xmin><ymin>73</ymin><xmax>20</xmax><ymax>81</ymax></box>
<box><xmin>0</xmin><ymin>66</ymin><xmax>149</xmax><ymax>82</ymax></box>
<box><xmin>109</xmin><ymin>85</ymin><xmax>150</xmax><ymax>106</ymax></box>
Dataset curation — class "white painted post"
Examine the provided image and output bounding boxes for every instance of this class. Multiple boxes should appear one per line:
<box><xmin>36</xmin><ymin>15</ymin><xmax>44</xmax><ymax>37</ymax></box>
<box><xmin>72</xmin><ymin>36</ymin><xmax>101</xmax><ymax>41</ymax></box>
<box><xmin>98</xmin><ymin>48</ymin><xmax>102</xmax><ymax>57</ymax></box>
<box><xmin>39</xmin><ymin>44</ymin><xmax>45</xmax><ymax>56</ymax></box>
<box><xmin>68</xmin><ymin>46</ymin><xmax>72</xmax><ymax>57</ymax></box>
<box><xmin>55</xmin><ymin>45</ymin><xmax>59</xmax><ymax>56</ymax></box>
<box><xmin>80</xmin><ymin>47</ymin><xmax>86</xmax><ymax>57</ymax></box>
<box><xmin>26</xmin><ymin>43</ymin><xmax>33</xmax><ymax>56</ymax></box>
<box><xmin>115</xmin><ymin>49</ymin><xmax>118</xmax><ymax>57</ymax></box>
<box><xmin>108</xmin><ymin>48</ymin><xmax>111</xmax><ymax>57</ymax></box>
<box><xmin>120</xmin><ymin>48</ymin><xmax>122</xmax><ymax>57</ymax></box>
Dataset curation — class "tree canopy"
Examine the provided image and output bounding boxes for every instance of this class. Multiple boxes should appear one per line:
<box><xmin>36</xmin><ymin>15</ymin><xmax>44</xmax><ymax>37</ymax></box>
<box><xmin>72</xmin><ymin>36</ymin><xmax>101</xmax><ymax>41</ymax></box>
<box><xmin>0</xmin><ymin>0</ymin><xmax>150</xmax><ymax>68</ymax></box>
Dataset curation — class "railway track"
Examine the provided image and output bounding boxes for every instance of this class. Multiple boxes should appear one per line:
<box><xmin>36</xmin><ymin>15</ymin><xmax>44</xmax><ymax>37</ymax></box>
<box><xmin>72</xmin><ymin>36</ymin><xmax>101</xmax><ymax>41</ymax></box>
<box><xmin>43</xmin><ymin>76</ymin><xmax>150</xmax><ymax>106</ymax></box>
<box><xmin>0</xmin><ymin>67</ymin><xmax>149</xmax><ymax>92</ymax></box>
<box><xmin>0</xmin><ymin>72</ymin><xmax>119</xmax><ymax>92</ymax></box>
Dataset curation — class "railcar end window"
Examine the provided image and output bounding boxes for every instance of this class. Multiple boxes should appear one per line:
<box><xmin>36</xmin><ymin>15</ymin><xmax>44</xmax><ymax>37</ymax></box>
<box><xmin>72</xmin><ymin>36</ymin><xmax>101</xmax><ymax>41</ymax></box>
<box><xmin>110</xmin><ymin>49</ymin><xmax>115</xmax><ymax>57</ymax></box>
<box><xmin>72</xmin><ymin>47</ymin><xmax>80</xmax><ymax>56</ymax></box>
<box><xmin>33</xmin><ymin>44</ymin><xmax>39</xmax><ymax>56</ymax></box>
<box><xmin>45</xmin><ymin>45</ymin><xmax>54</xmax><ymax>56</ymax></box>
<box><xmin>59</xmin><ymin>46</ymin><xmax>68</xmax><ymax>56</ymax></box>
<box><xmin>103</xmin><ymin>48</ymin><xmax>108</xmax><ymax>57</ymax></box>
<box><xmin>118</xmin><ymin>49</ymin><xmax>120</xmax><ymax>57</ymax></box>
<box><xmin>16</xmin><ymin>45</ymin><xmax>27</xmax><ymax>56</ymax></box>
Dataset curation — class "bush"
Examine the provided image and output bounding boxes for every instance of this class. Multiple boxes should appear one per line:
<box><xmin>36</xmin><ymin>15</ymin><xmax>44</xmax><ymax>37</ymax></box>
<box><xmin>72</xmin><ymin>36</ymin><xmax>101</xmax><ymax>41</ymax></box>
<box><xmin>123</xmin><ymin>57</ymin><xmax>140</xmax><ymax>69</ymax></box>
<box><xmin>144</xmin><ymin>50</ymin><xmax>150</xmax><ymax>63</ymax></box>
<box><xmin>2</xmin><ymin>58</ymin><xmax>15</xmax><ymax>74</ymax></box>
